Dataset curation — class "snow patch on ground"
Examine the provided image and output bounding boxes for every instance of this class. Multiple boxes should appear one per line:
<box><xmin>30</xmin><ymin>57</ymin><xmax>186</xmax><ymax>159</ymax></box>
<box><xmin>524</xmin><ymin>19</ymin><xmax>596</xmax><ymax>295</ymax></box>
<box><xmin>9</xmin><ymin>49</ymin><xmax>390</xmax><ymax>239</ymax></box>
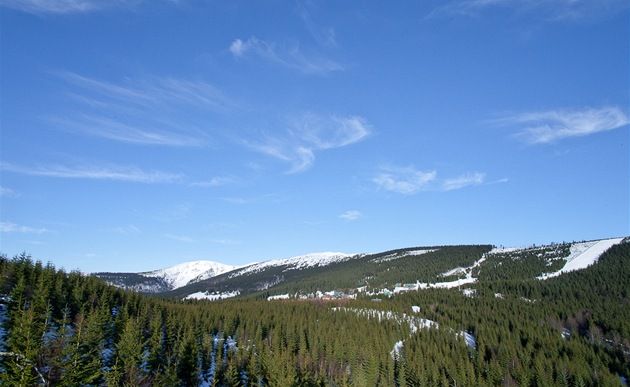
<box><xmin>441</xmin><ymin>267</ymin><xmax>467</xmax><ymax>277</ymax></box>
<box><xmin>488</xmin><ymin>246</ymin><xmax>524</xmax><ymax>254</ymax></box>
<box><xmin>538</xmin><ymin>238</ymin><xmax>624</xmax><ymax>280</ymax></box>
<box><xmin>267</xmin><ymin>294</ymin><xmax>290</xmax><ymax>301</ymax></box>
<box><xmin>184</xmin><ymin>290</ymin><xmax>240</xmax><ymax>300</ymax></box>
<box><xmin>407</xmin><ymin>249</ymin><xmax>437</xmax><ymax>256</ymax></box>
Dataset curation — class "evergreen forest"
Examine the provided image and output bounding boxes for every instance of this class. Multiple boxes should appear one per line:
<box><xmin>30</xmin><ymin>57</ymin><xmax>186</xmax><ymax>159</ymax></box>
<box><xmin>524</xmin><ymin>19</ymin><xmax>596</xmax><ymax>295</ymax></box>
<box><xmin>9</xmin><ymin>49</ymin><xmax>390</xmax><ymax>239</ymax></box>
<box><xmin>1</xmin><ymin>240</ymin><xmax>629</xmax><ymax>386</ymax></box>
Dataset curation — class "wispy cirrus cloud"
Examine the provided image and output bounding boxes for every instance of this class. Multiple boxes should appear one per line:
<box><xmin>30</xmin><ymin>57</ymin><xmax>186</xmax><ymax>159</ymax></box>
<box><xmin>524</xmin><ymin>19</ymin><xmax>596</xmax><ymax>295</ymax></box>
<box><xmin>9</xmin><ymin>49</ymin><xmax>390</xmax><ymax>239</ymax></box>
<box><xmin>0</xmin><ymin>187</ymin><xmax>20</xmax><ymax>198</ymax></box>
<box><xmin>165</xmin><ymin>234</ymin><xmax>195</xmax><ymax>243</ymax></box>
<box><xmin>373</xmin><ymin>165</ymin><xmax>486</xmax><ymax>194</ymax></box>
<box><xmin>212</xmin><ymin>238</ymin><xmax>241</xmax><ymax>245</ymax></box>
<box><xmin>442</xmin><ymin>172</ymin><xmax>486</xmax><ymax>191</ymax></box>
<box><xmin>250</xmin><ymin>114</ymin><xmax>370</xmax><ymax>173</ymax></box>
<box><xmin>52</xmin><ymin>71</ymin><xmax>231</xmax><ymax>147</ymax></box>
<box><xmin>52</xmin><ymin>115</ymin><xmax>205</xmax><ymax>147</ymax></box>
<box><xmin>497</xmin><ymin>106</ymin><xmax>629</xmax><ymax>144</ymax></box>
<box><xmin>189</xmin><ymin>176</ymin><xmax>236</xmax><ymax>187</ymax></box>
<box><xmin>428</xmin><ymin>0</ymin><xmax>629</xmax><ymax>22</ymax></box>
<box><xmin>1</xmin><ymin>221</ymin><xmax>51</xmax><ymax>234</ymax></box>
<box><xmin>0</xmin><ymin>0</ymin><xmax>140</xmax><ymax>14</ymax></box>
<box><xmin>1</xmin><ymin>162</ymin><xmax>183</xmax><ymax>183</ymax></box>
<box><xmin>339</xmin><ymin>210</ymin><xmax>363</xmax><ymax>221</ymax></box>
<box><xmin>295</xmin><ymin>1</ymin><xmax>339</xmax><ymax>48</ymax></box>
<box><xmin>229</xmin><ymin>36</ymin><xmax>343</xmax><ymax>75</ymax></box>
<box><xmin>373</xmin><ymin>166</ymin><xmax>437</xmax><ymax>194</ymax></box>
<box><xmin>113</xmin><ymin>225</ymin><xmax>142</xmax><ymax>235</ymax></box>
<box><xmin>221</xmin><ymin>193</ymin><xmax>286</xmax><ymax>205</ymax></box>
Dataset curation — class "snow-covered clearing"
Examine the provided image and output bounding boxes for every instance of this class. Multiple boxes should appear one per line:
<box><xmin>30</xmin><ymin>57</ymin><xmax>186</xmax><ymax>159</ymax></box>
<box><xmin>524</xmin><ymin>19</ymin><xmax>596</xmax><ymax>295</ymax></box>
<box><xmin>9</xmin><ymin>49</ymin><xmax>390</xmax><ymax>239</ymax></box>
<box><xmin>538</xmin><ymin>238</ymin><xmax>624</xmax><ymax>280</ymax></box>
<box><xmin>185</xmin><ymin>290</ymin><xmax>240</xmax><ymax>301</ymax></box>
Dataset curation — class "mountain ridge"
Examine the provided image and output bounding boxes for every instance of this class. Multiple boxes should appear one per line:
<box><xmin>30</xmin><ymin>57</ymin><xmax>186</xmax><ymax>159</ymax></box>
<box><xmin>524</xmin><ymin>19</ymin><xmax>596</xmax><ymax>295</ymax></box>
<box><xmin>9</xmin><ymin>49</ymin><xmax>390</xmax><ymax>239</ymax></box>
<box><xmin>93</xmin><ymin>237</ymin><xmax>627</xmax><ymax>301</ymax></box>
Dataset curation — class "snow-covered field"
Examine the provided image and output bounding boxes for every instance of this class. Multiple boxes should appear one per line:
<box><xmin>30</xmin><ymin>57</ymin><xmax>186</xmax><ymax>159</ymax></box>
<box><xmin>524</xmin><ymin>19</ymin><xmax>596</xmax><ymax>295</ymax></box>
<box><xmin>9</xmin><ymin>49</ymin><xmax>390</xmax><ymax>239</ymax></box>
<box><xmin>538</xmin><ymin>238</ymin><xmax>624</xmax><ymax>280</ymax></box>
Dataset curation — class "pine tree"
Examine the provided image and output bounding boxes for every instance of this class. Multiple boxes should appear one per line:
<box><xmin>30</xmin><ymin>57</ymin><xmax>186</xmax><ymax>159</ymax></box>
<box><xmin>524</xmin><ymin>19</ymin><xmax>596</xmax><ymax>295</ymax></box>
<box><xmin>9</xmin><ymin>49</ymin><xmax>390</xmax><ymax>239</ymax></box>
<box><xmin>115</xmin><ymin>317</ymin><xmax>147</xmax><ymax>385</ymax></box>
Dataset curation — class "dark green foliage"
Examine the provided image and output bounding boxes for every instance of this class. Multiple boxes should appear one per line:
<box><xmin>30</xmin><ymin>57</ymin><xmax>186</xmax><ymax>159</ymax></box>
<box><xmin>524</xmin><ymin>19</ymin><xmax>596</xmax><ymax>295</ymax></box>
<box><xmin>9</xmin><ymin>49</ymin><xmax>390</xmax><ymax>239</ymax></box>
<box><xmin>90</xmin><ymin>272</ymin><xmax>171</xmax><ymax>293</ymax></box>
<box><xmin>0</xmin><ymin>241</ymin><xmax>628</xmax><ymax>385</ymax></box>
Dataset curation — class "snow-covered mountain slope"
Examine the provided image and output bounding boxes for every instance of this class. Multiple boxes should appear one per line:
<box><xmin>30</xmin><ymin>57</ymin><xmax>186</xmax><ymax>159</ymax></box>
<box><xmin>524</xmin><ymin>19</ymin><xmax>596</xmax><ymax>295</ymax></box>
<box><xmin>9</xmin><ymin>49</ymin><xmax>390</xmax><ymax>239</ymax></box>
<box><xmin>538</xmin><ymin>237</ymin><xmax>624</xmax><ymax>279</ymax></box>
<box><xmin>228</xmin><ymin>252</ymin><xmax>357</xmax><ymax>278</ymax></box>
<box><xmin>141</xmin><ymin>260</ymin><xmax>237</xmax><ymax>290</ymax></box>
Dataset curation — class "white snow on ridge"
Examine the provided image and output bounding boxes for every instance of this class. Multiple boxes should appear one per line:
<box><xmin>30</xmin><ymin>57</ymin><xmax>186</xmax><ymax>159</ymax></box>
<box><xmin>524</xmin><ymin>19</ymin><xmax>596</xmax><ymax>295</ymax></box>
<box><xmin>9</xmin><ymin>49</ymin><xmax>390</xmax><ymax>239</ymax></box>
<box><xmin>141</xmin><ymin>260</ymin><xmax>237</xmax><ymax>289</ymax></box>
<box><xmin>538</xmin><ymin>238</ymin><xmax>624</xmax><ymax>280</ymax></box>
<box><xmin>488</xmin><ymin>246</ymin><xmax>524</xmax><ymax>254</ymax></box>
<box><xmin>230</xmin><ymin>252</ymin><xmax>356</xmax><ymax>277</ymax></box>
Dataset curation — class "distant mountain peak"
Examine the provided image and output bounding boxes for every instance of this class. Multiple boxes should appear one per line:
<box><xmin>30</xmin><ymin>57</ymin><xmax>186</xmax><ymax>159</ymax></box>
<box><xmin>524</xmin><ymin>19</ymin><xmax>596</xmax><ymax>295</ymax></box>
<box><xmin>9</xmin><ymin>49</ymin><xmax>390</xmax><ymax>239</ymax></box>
<box><xmin>140</xmin><ymin>260</ymin><xmax>237</xmax><ymax>289</ymax></box>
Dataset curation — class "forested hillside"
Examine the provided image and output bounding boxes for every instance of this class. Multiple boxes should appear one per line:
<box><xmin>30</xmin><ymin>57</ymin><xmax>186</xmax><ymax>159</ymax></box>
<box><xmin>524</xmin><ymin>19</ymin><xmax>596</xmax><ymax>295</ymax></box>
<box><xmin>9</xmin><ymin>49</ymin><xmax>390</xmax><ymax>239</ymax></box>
<box><xmin>162</xmin><ymin>245</ymin><xmax>492</xmax><ymax>299</ymax></box>
<box><xmin>1</xmin><ymin>240</ymin><xmax>628</xmax><ymax>386</ymax></box>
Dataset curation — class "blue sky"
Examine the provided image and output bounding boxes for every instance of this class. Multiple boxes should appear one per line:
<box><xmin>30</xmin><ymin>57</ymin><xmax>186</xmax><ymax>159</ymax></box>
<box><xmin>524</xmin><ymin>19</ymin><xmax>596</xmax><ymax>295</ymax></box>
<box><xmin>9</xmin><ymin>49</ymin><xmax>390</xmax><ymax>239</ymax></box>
<box><xmin>1</xmin><ymin>0</ymin><xmax>628</xmax><ymax>273</ymax></box>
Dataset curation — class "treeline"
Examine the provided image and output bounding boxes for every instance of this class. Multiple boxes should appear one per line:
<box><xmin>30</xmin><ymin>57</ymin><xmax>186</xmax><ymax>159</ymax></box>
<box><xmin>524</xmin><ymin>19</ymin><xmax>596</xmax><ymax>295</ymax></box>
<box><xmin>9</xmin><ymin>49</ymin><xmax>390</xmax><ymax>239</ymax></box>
<box><xmin>0</xmin><ymin>241</ymin><xmax>628</xmax><ymax>385</ymax></box>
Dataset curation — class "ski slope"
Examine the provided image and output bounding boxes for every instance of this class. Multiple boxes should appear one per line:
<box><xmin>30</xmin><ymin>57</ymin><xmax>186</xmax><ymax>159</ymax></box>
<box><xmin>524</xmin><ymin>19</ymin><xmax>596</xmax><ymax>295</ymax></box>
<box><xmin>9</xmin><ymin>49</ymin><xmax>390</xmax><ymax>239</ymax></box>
<box><xmin>538</xmin><ymin>238</ymin><xmax>624</xmax><ymax>280</ymax></box>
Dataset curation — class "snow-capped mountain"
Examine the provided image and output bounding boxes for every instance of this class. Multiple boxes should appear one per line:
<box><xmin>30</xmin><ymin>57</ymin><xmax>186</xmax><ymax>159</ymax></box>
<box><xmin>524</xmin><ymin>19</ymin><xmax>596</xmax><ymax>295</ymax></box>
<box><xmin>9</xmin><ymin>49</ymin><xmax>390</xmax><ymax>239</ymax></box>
<box><xmin>93</xmin><ymin>252</ymin><xmax>357</xmax><ymax>294</ymax></box>
<box><xmin>140</xmin><ymin>260</ymin><xmax>238</xmax><ymax>289</ymax></box>
<box><xmin>93</xmin><ymin>260</ymin><xmax>238</xmax><ymax>293</ymax></box>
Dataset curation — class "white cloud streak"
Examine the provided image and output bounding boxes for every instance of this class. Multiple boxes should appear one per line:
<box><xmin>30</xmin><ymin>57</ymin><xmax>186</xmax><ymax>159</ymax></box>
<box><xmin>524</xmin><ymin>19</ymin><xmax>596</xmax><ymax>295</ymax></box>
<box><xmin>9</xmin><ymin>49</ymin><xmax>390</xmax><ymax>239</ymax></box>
<box><xmin>339</xmin><ymin>210</ymin><xmax>363</xmax><ymax>221</ymax></box>
<box><xmin>500</xmin><ymin>106</ymin><xmax>629</xmax><ymax>144</ymax></box>
<box><xmin>113</xmin><ymin>225</ymin><xmax>142</xmax><ymax>235</ymax></box>
<box><xmin>52</xmin><ymin>72</ymin><xmax>230</xmax><ymax>147</ymax></box>
<box><xmin>1</xmin><ymin>162</ymin><xmax>183</xmax><ymax>184</ymax></box>
<box><xmin>373</xmin><ymin>166</ymin><xmax>486</xmax><ymax>194</ymax></box>
<box><xmin>0</xmin><ymin>0</ymin><xmax>138</xmax><ymax>14</ymax></box>
<box><xmin>0</xmin><ymin>187</ymin><xmax>20</xmax><ymax>198</ymax></box>
<box><xmin>229</xmin><ymin>36</ymin><xmax>343</xmax><ymax>75</ymax></box>
<box><xmin>373</xmin><ymin>166</ymin><xmax>437</xmax><ymax>194</ymax></box>
<box><xmin>52</xmin><ymin>115</ymin><xmax>205</xmax><ymax>147</ymax></box>
<box><xmin>1</xmin><ymin>221</ymin><xmax>50</xmax><ymax>234</ymax></box>
<box><xmin>250</xmin><ymin>114</ymin><xmax>370</xmax><ymax>173</ymax></box>
<box><xmin>165</xmin><ymin>234</ymin><xmax>195</xmax><ymax>243</ymax></box>
<box><xmin>429</xmin><ymin>0</ymin><xmax>629</xmax><ymax>22</ymax></box>
<box><xmin>189</xmin><ymin>176</ymin><xmax>236</xmax><ymax>187</ymax></box>
<box><xmin>442</xmin><ymin>172</ymin><xmax>486</xmax><ymax>191</ymax></box>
